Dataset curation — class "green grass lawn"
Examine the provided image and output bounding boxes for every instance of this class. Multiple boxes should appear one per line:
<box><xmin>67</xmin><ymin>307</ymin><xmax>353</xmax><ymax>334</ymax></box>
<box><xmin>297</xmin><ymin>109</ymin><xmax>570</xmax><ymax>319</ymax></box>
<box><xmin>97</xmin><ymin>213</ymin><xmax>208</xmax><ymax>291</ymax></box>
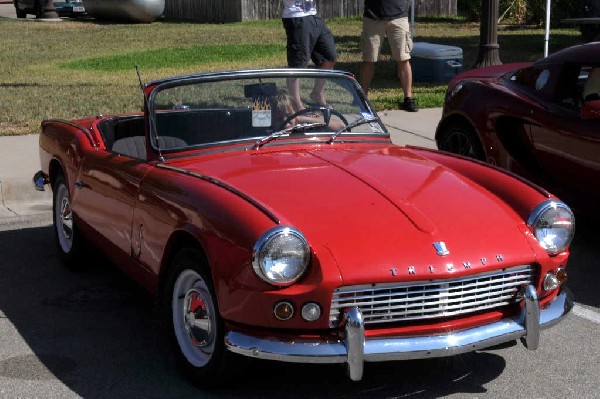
<box><xmin>0</xmin><ymin>16</ymin><xmax>583</xmax><ymax>135</ymax></box>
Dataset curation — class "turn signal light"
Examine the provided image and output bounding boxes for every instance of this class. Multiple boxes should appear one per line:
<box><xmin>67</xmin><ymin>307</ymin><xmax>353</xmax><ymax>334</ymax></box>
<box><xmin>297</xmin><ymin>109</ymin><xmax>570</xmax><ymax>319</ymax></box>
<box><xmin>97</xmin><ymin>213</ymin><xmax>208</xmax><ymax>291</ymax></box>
<box><xmin>556</xmin><ymin>267</ymin><xmax>568</xmax><ymax>284</ymax></box>
<box><xmin>274</xmin><ymin>301</ymin><xmax>294</xmax><ymax>321</ymax></box>
<box><xmin>543</xmin><ymin>273</ymin><xmax>559</xmax><ymax>291</ymax></box>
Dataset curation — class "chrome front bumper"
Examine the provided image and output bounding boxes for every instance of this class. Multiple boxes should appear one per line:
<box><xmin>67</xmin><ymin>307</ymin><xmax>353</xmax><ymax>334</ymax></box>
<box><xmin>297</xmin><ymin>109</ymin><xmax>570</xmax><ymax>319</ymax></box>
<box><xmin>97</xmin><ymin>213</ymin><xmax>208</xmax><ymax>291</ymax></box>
<box><xmin>225</xmin><ymin>286</ymin><xmax>573</xmax><ymax>381</ymax></box>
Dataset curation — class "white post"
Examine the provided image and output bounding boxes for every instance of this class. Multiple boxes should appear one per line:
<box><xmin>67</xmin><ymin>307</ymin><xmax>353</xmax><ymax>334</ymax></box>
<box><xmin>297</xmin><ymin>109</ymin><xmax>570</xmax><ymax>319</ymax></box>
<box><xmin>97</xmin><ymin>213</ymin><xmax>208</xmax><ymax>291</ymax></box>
<box><xmin>544</xmin><ymin>0</ymin><xmax>551</xmax><ymax>57</ymax></box>
<box><xmin>411</xmin><ymin>0</ymin><xmax>415</xmax><ymax>38</ymax></box>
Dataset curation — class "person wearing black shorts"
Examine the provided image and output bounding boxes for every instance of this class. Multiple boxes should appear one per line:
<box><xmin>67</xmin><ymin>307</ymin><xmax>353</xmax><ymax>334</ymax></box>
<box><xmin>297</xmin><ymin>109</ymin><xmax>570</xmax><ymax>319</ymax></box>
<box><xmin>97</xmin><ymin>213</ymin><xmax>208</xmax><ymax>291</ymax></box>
<box><xmin>282</xmin><ymin>0</ymin><xmax>337</xmax><ymax>109</ymax></box>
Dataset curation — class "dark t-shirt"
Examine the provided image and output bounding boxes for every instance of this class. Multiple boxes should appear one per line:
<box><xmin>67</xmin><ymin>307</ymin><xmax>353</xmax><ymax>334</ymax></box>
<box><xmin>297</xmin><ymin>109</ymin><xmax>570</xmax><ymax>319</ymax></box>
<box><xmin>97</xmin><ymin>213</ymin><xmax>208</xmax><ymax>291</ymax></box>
<box><xmin>364</xmin><ymin>0</ymin><xmax>408</xmax><ymax>20</ymax></box>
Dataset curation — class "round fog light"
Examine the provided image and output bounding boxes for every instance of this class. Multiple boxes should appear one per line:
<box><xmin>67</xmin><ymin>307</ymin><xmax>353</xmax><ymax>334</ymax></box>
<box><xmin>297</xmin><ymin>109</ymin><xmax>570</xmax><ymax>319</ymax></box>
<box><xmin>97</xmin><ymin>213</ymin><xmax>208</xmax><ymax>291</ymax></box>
<box><xmin>274</xmin><ymin>301</ymin><xmax>294</xmax><ymax>321</ymax></box>
<box><xmin>543</xmin><ymin>272</ymin><xmax>559</xmax><ymax>291</ymax></box>
<box><xmin>301</xmin><ymin>302</ymin><xmax>321</xmax><ymax>322</ymax></box>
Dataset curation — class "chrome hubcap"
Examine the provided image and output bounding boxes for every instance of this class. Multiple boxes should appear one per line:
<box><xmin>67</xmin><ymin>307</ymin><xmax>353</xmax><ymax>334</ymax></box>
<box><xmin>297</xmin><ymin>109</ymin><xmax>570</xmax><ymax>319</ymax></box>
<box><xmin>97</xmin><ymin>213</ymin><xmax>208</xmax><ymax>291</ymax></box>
<box><xmin>172</xmin><ymin>269</ymin><xmax>216</xmax><ymax>367</ymax></box>
<box><xmin>60</xmin><ymin>197</ymin><xmax>73</xmax><ymax>239</ymax></box>
<box><xmin>55</xmin><ymin>184</ymin><xmax>73</xmax><ymax>253</ymax></box>
<box><xmin>183</xmin><ymin>289</ymin><xmax>211</xmax><ymax>347</ymax></box>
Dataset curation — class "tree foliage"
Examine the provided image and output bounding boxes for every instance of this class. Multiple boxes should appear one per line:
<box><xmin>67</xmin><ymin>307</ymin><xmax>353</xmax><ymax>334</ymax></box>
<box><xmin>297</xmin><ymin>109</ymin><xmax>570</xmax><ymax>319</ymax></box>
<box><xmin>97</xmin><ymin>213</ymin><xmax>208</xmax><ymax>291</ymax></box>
<box><xmin>459</xmin><ymin>0</ymin><xmax>581</xmax><ymax>25</ymax></box>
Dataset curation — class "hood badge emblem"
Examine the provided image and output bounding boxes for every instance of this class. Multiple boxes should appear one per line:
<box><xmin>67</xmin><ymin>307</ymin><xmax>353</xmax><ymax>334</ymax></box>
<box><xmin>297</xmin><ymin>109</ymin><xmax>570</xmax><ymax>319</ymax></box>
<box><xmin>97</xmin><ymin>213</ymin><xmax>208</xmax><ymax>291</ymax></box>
<box><xmin>387</xmin><ymin>249</ymin><xmax>504</xmax><ymax>277</ymax></box>
<box><xmin>433</xmin><ymin>242</ymin><xmax>450</xmax><ymax>256</ymax></box>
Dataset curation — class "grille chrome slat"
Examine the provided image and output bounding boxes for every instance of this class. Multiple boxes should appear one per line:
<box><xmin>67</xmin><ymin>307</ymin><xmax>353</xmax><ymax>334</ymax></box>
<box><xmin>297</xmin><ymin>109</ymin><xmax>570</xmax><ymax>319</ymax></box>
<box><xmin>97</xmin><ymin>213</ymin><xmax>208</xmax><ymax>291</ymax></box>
<box><xmin>329</xmin><ymin>266</ymin><xmax>533</xmax><ymax>326</ymax></box>
<box><xmin>331</xmin><ymin>283</ymin><xmax>527</xmax><ymax>309</ymax></box>
<box><xmin>359</xmin><ymin>293</ymin><xmax>517</xmax><ymax>314</ymax></box>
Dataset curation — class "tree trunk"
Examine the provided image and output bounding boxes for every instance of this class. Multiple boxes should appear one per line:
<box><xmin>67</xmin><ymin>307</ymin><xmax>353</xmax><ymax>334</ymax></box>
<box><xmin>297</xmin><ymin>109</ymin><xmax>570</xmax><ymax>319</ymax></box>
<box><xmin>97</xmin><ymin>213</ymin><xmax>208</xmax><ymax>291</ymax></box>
<box><xmin>473</xmin><ymin>0</ymin><xmax>502</xmax><ymax>68</ymax></box>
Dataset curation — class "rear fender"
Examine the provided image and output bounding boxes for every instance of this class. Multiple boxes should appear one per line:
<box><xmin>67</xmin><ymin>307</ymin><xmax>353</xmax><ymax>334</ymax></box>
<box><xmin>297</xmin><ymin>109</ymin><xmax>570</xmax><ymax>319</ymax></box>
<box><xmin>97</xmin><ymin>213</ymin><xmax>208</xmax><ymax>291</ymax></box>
<box><xmin>40</xmin><ymin>119</ymin><xmax>97</xmax><ymax>192</ymax></box>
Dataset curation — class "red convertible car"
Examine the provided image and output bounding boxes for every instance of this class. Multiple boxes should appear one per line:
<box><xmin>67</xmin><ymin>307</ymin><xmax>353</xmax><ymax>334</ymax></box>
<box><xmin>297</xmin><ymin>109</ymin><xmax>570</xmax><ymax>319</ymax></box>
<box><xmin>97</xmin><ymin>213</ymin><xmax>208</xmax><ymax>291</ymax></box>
<box><xmin>436</xmin><ymin>42</ymin><xmax>600</xmax><ymax>217</ymax></box>
<box><xmin>34</xmin><ymin>69</ymin><xmax>575</xmax><ymax>384</ymax></box>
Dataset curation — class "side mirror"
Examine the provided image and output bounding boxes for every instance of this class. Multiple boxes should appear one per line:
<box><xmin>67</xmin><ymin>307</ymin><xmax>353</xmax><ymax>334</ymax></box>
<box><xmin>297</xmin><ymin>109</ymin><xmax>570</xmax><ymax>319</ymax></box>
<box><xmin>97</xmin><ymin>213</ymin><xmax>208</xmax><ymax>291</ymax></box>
<box><xmin>581</xmin><ymin>100</ymin><xmax>600</xmax><ymax>120</ymax></box>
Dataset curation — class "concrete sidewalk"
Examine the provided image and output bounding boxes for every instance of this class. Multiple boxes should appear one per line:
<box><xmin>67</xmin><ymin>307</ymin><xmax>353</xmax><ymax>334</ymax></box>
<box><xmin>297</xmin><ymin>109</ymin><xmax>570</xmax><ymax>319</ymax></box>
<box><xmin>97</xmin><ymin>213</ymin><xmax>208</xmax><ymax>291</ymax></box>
<box><xmin>0</xmin><ymin>108</ymin><xmax>441</xmax><ymax>222</ymax></box>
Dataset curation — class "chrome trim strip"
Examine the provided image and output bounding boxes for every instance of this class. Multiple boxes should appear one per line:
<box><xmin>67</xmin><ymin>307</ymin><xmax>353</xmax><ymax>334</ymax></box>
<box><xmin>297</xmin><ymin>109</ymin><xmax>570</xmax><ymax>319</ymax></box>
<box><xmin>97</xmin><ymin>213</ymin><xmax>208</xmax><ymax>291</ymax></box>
<box><xmin>224</xmin><ymin>288</ymin><xmax>573</xmax><ymax>381</ymax></box>
<box><xmin>156</xmin><ymin>164</ymin><xmax>280</xmax><ymax>224</ymax></box>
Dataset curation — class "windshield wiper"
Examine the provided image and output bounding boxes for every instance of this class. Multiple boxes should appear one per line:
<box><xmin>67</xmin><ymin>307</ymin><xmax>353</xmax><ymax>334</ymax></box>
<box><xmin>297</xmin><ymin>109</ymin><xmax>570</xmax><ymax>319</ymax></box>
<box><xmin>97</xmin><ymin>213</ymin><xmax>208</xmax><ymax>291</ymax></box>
<box><xmin>327</xmin><ymin>116</ymin><xmax>381</xmax><ymax>144</ymax></box>
<box><xmin>253</xmin><ymin>122</ymin><xmax>326</xmax><ymax>149</ymax></box>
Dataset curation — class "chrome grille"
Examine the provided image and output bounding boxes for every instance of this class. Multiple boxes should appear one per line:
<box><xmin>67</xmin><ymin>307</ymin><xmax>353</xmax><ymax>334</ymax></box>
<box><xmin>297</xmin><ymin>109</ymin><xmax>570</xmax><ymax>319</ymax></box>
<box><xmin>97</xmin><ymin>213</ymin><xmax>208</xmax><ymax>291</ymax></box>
<box><xmin>330</xmin><ymin>266</ymin><xmax>533</xmax><ymax>327</ymax></box>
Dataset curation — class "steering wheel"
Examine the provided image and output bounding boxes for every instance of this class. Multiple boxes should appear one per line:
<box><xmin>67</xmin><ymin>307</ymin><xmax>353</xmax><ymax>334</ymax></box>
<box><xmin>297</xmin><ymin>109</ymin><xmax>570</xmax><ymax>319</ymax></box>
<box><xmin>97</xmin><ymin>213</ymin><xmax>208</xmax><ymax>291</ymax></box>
<box><xmin>279</xmin><ymin>106</ymin><xmax>348</xmax><ymax>131</ymax></box>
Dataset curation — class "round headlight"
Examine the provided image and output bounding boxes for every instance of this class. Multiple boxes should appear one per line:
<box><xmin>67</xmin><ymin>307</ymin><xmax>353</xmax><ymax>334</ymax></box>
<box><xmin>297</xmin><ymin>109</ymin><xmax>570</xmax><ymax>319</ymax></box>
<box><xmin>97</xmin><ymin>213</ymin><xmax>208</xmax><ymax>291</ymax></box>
<box><xmin>527</xmin><ymin>200</ymin><xmax>575</xmax><ymax>255</ymax></box>
<box><xmin>252</xmin><ymin>226</ymin><xmax>310</xmax><ymax>286</ymax></box>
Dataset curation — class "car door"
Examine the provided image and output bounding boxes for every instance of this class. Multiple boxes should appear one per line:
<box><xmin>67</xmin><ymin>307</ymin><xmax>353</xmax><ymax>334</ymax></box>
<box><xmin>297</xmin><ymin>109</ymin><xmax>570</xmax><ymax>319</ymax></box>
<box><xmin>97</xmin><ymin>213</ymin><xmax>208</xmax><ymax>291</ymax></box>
<box><xmin>72</xmin><ymin>144</ymin><xmax>153</xmax><ymax>261</ymax></box>
<box><xmin>528</xmin><ymin>64</ymin><xmax>600</xmax><ymax>209</ymax></box>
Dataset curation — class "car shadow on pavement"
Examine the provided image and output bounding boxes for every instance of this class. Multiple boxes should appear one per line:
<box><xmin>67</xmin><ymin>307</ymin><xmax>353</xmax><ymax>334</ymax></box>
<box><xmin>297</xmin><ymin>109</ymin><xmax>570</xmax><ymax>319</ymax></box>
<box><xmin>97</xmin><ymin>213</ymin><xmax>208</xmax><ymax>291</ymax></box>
<box><xmin>565</xmin><ymin>217</ymin><xmax>600</xmax><ymax>308</ymax></box>
<box><xmin>4</xmin><ymin>223</ymin><xmax>591</xmax><ymax>398</ymax></box>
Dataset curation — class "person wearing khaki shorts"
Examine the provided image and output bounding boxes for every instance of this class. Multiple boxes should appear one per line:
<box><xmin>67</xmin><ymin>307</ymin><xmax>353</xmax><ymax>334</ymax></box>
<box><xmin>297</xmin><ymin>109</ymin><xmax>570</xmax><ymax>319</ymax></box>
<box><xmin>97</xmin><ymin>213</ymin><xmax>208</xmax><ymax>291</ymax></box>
<box><xmin>359</xmin><ymin>0</ymin><xmax>418</xmax><ymax>112</ymax></box>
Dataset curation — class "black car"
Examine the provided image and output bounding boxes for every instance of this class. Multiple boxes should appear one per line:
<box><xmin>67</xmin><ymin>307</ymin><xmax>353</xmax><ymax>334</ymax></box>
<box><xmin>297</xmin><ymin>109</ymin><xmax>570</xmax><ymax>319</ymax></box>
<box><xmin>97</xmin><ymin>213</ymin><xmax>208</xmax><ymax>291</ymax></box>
<box><xmin>14</xmin><ymin>0</ymin><xmax>85</xmax><ymax>19</ymax></box>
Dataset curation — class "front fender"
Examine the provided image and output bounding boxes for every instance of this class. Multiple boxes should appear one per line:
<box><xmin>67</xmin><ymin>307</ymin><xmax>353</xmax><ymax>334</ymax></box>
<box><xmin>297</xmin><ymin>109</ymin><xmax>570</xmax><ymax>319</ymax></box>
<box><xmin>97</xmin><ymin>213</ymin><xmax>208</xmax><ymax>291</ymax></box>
<box><xmin>408</xmin><ymin>147</ymin><xmax>554</xmax><ymax>221</ymax></box>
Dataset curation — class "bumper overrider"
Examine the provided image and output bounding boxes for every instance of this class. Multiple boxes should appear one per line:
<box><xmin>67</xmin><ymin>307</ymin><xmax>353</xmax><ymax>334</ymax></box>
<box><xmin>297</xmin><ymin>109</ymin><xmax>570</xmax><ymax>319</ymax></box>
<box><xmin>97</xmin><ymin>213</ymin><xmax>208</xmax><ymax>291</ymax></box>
<box><xmin>225</xmin><ymin>285</ymin><xmax>573</xmax><ymax>381</ymax></box>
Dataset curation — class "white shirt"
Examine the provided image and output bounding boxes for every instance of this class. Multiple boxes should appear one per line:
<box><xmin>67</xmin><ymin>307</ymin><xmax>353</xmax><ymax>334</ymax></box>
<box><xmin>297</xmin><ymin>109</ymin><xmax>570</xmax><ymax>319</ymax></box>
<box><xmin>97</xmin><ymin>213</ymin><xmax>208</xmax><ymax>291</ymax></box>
<box><xmin>282</xmin><ymin>0</ymin><xmax>317</xmax><ymax>18</ymax></box>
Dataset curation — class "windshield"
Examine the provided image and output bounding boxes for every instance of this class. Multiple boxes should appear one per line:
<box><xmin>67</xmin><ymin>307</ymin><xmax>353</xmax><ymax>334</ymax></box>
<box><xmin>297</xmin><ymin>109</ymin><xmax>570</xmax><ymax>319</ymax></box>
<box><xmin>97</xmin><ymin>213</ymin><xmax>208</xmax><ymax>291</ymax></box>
<box><xmin>148</xmin><ymin>71</ymin><xmax>386</xmax><ymax>152</ymax></box>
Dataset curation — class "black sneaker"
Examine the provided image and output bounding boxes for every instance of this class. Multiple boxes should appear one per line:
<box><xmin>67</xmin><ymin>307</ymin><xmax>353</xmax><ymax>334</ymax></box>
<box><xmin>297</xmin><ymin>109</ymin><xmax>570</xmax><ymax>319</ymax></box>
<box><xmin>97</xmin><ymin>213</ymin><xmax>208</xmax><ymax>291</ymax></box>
<box><xmin>401</xmin><ymin>97</ymin><xmax>419</xmax><ymax>112</ymax></box>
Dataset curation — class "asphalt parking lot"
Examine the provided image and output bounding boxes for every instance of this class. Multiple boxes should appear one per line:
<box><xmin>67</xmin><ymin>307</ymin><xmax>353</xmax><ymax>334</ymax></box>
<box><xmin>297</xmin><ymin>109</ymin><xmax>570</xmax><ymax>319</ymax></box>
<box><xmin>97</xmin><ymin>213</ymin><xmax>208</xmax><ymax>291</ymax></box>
<box><xmin>0</xmin><ymin>218</ymin><xmax>598</xmax><ymax>398</ymax></box>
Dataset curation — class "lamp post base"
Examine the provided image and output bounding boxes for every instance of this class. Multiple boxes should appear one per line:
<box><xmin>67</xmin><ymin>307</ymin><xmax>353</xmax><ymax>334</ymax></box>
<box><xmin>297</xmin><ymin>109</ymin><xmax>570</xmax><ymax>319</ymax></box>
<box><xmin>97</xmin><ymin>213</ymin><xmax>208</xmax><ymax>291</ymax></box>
<box><xmin>40</xmin><ymin>0</ymin><xmax>59</xmax><ymax>19</ymax></box>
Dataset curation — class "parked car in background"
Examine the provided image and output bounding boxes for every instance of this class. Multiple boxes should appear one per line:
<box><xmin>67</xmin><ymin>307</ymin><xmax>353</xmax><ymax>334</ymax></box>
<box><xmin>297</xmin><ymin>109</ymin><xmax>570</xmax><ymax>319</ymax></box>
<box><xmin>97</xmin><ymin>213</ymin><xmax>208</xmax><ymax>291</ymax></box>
<box><xmin>436</xmin><ymin>42</ymin><xmax>600</xmax><ymax>217</ymax></box>
<box><xmin>14</xmin><ymin>0</ymin><xmax>85</xmax><ymax>18</ymax></box>
<box><xmin>34</xmin><ymin>68</ymin><xmax>575</xmax><ymax>384</ymax></box>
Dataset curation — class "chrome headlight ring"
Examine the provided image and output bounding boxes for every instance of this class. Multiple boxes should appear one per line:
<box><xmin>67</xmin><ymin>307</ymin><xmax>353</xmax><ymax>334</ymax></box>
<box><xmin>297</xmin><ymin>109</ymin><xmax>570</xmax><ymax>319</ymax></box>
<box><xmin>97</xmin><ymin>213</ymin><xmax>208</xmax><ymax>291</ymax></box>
<box><xmin>527</xmin><ymin>200</ymin><xmax>575</xmax><ymax>255</ymax></box>
<box><xmin>252</xmin><ymin>226</ymin><xmax>310</xmax><ymax>287</ymax></box>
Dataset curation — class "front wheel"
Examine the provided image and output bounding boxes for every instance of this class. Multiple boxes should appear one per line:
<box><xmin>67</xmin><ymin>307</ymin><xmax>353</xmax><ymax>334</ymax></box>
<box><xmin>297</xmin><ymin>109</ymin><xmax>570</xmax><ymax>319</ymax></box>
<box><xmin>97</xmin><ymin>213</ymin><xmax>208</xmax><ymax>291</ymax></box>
<box><xmin>162</xmin><ymin>248</ymin><xmax>231</xmax><ymax>386</ymax></box>
<box><xmin>436</xmin><ymin>122</ymin><xmax>486</xmax><ymax>161</ymax></box>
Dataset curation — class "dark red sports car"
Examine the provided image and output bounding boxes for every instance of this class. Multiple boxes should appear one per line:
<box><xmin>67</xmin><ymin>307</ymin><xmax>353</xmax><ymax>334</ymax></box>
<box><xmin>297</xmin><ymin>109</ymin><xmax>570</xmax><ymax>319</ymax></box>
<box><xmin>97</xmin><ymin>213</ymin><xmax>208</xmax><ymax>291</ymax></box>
<box><xmin>436</xmin><ymin>42</ymin><xmax>600</xmax><ymax>217</ymax></box>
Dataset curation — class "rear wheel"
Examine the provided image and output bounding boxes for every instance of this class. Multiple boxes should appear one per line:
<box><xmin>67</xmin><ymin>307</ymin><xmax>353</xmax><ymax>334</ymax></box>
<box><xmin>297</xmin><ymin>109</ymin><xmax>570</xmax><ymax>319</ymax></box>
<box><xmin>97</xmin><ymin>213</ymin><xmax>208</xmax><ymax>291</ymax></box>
<box><xmin>162</xmin><ymin>248</ymin><xmax>231</xmax><ymax>386</ymax></box>
<box><xmin>52</xmin><ymin>174</ymin><xmax>84</xmax><ymax>268</ymax></box>
<box><xmin>437</xmin><ymin>122</ymin><xmax>486</xmax><ymax>161</ymax></box>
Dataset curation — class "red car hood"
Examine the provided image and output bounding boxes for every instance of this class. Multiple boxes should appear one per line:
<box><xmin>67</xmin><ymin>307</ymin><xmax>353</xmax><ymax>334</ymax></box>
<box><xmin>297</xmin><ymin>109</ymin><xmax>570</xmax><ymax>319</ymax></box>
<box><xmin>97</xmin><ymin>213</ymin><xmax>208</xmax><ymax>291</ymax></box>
<box><xmin>170</xmin><ymin>144</ymin><xmax>535</xmax><ymax>285</ymax></box>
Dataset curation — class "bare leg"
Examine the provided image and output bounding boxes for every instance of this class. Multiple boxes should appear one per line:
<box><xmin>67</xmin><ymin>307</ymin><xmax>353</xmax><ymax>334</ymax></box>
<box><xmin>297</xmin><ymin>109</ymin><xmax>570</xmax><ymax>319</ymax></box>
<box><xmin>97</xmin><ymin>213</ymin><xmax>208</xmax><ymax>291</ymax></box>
<box><xmin>286</xmin><ymin>77</ymin><xmax>304</xmax><ymax>110</ymax></box>
<box><xmin>359</xmin><ymin>61</ymin><xmax>376</xmax><ymax>96</ymax></box>
<box><xmin>310</xmin><ymin>60</ymin><xmax>335</xmax><ymax>105</ymax></box>
<box><xmin>397</xmin><ymin>59</ymin><xmax>413</xmax><ymax>98</ymax></box>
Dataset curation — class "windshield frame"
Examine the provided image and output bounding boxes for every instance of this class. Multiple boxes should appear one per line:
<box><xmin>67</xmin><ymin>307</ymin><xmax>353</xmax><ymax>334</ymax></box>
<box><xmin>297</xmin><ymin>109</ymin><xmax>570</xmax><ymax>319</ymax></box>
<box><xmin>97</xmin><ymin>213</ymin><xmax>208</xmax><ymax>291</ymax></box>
<box><xmin>146</xmin><ymin>68</ymin><xmax>387</xmax><ymax>154</ymax></box>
